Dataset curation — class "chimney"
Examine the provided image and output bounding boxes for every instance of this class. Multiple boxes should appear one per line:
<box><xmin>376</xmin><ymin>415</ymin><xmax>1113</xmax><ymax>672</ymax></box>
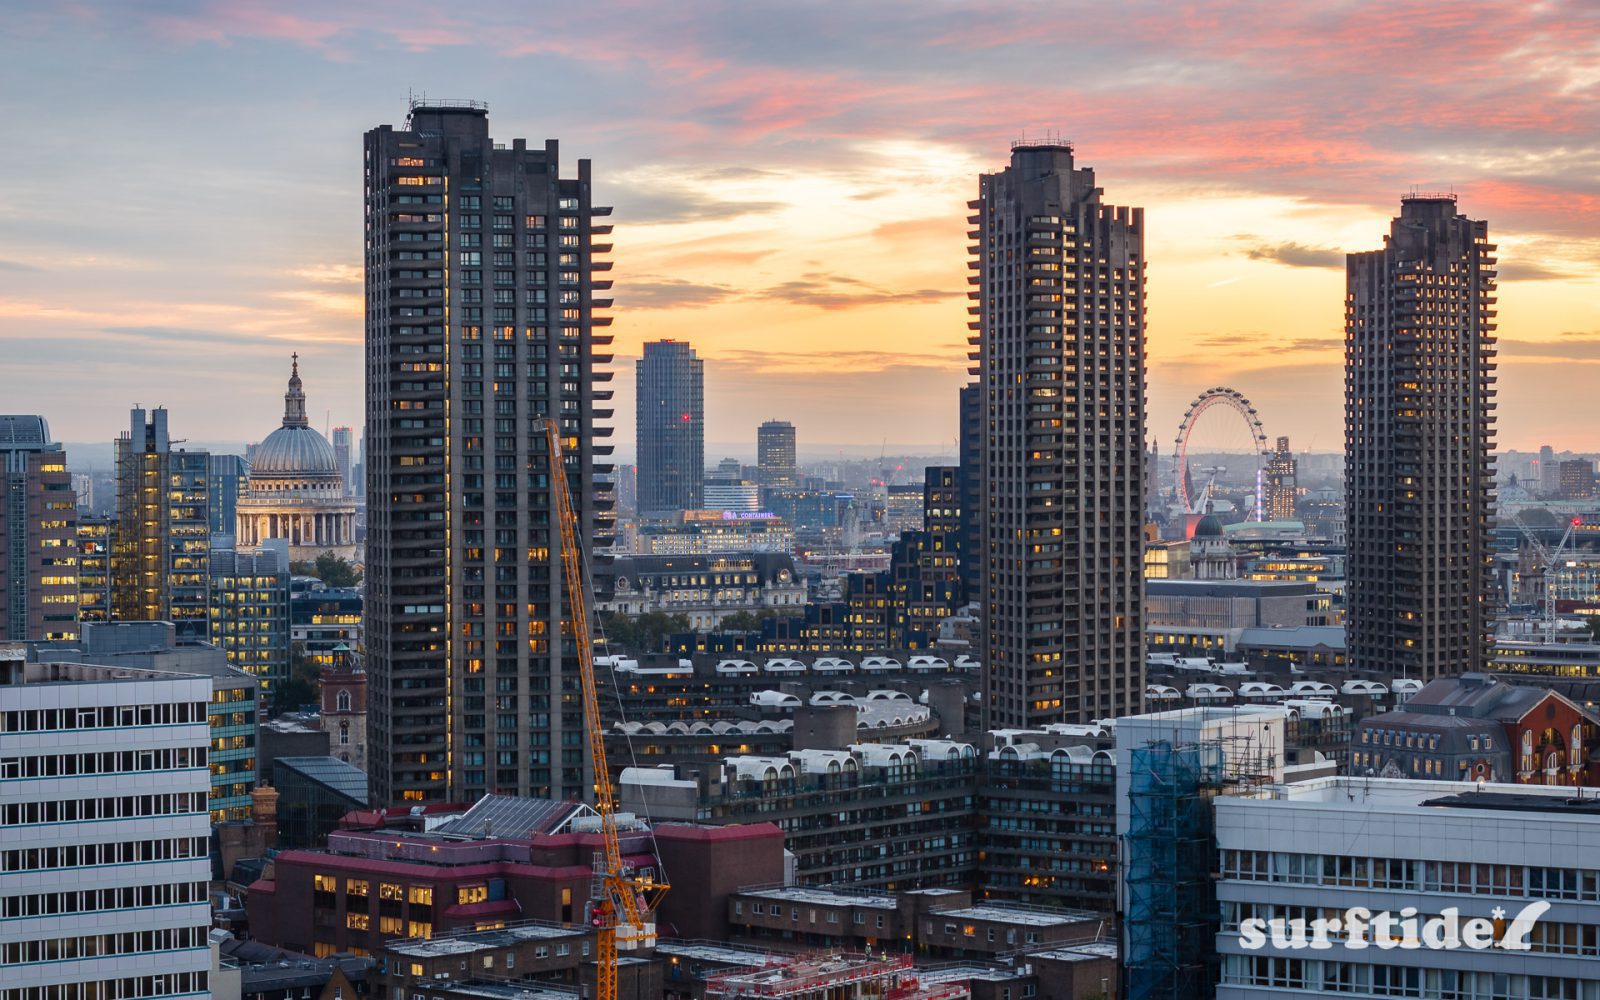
<box><xmin>251</xmin><ymin>786</ymin><xmax>280</xmax><ymax>851</ymax></box>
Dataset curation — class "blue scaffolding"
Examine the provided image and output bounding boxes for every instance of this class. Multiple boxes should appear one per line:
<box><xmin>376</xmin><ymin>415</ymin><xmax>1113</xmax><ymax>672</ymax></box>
<box><xmin>1124</xmin><ymin>741</ymin><xmax>1225</xmax><ymax>1000</ymax></box>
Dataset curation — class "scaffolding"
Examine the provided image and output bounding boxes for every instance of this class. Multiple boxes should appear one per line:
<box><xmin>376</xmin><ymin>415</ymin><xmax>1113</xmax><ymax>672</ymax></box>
<box><xmin>704</xmin><ymin>953</ymin><xmax>968</xmax><ymax>1000</ymax></box>
<box><xmin>1123</xmin><ymin>741</ymin><xmax>1225</xmax><ymax>1000</ymax></box>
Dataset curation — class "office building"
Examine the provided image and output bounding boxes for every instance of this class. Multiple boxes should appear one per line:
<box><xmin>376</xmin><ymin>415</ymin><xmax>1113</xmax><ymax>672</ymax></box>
<box><xmin>1261</xmin><ymin>435</ymin><xmax>1297</xmax><ymax>521</ymax></box>
<box><xmin>1216</xmin><ymin>777</ymin><xmax>1600</xmax><ymax>998</ymax></box>
<box><xmin>1561</xmin><ymin>458</ymin><xmax>1595</xmax><ymax>499</ymax></box>
<box><xmin>112</xmin><ymin>407</ymin><xmax>211</xmax><ymax>640</ymax></box>
<box><xmin>30</xmin><ymin>620</ymin><xmax>260</xmax><ymax>822</ymax></box>
<box><xmin>234</xmin><ymin>357</ymin><xmax>358</xmax><ymax>561</ymax></box>
<box><xmin>331</xmin><ymin>426</ymin><xmax>354</xmax><ymax>496</ymax></box>
<box><xmin>757</xmin><ymin>419</ymin><xmax>797</xmax><ymax>492</ymax></box>
<box><xmin>885</xmin><ymin>483</ymin><xmax>924</xmax><ymax>534</ymax></box>
<box><xmin>625</xmin><ymin>510</ymin><xmax>794</xmax><ymax>555</ymax></box>
<box><xmin>0</xmin><ymin>645</ymin><xmax>213</xmax><ymax>1000</ymax></box>
<box><xmin>209</xmin><ymin>546</ymin><xmax>292</xmax><ymax>695</ymax></box>
<box><xmin>704</xmin><ymin>458</ymin><xmax>761</xmax><ymax>512</ymax></box>
<box><xmin>290</xmin><ymin>582</ymin><xmax>363</xmax><ymax>670</ymax></box>
<box><xmin>971</xmin><ymin>141</ymin><xmax>1146</xmax><ymax>727</ymax></box>
<box><xmin>1345</xmin><ymin>196</ymin><xmax>1496</xmax><ymax>679</ymax></box>
<box><xmin>208</xmin><ymin>453</ymin><xmax>250</xmax><ymax>538</ymax></box>
<box><xmin>364</xmin><ymin>101</ymin><xmax>614</xmax><ymax>804</ymax></box>
<box><xmin>246</xmin><ymin>796</ymin><xmax>781</xmax><ymax>958</ymax></box>
<box><xmin>636</xmin><ymin>339</ymin><xmax>704</xmax><ymax>513</ymax></box>
<box><xmin>0</xmin><ymin>416</ymin><xmax>78</xmax><ymax>641</ymax></box>
<box><xmin>75</xmin><ymin>514</ymin><xmax>113</xmax><ymax>625</ymax></box>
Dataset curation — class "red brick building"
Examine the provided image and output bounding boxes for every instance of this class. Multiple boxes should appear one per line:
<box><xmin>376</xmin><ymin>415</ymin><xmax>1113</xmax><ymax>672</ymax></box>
<box><xmin>246</xmin><ymin>801</ymin><xmax>782</xmax><ymax>958</ymax></box>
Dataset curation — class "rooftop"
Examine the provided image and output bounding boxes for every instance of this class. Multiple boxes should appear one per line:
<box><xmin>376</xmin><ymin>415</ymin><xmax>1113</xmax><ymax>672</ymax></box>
<box><xmin>386</xmin><ymin>922</ymin><xmax>584</xmax><ymax>958</ymax></box>
<box><xmin>1235</xmin><ymin>776</ymin><xmax>1600</xmax><ymax>815</ymax></box>
<box><xmin>930</xmin><ymin>903</ymin><xmax>1099</xmax><ymax>928</ymax></box>
<box><xmin>407</xmin><ymin>984</ymin><xmax>576</xmax><ymax>1000</ymax></box>
<box><xmin>274</xmin><ymin>757</ymin><xmax>371</xmax><ymax>804</ymax></box>
<box><xmin>1423</xmin><ymin>790</ymin><xmax>1600</xmax><ymax>816</ymax></box>
<box><xmin>657</xmin><ymin>940</ymin><xmax>780</xmax><ymax>966</ymax></box>
<box><xmin>433</xmin><ymin>794</ymin><xmax>584</xmax><ymax>839</ymax></box>
<box><xmin>738</xmin><ymin>886</ymin><xmax>898</xmax><ymax>909</ymax></box>
<box><xmin>1026</xmin><ymin>942</ymin><xmax>1119</xmax><ymax>963</ymax></box>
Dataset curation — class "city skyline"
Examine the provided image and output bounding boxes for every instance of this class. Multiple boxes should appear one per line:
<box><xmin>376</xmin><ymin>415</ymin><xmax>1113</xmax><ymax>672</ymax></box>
<box><xmin>4</xmin><ymin>3</ymin><xmax>1598</xmax><ymax>453</ymax></box>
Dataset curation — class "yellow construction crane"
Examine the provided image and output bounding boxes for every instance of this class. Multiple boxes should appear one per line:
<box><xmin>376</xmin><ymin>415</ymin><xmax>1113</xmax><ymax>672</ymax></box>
<box><xmin>543</xmin><ymin>421</ymin><xmax>667</xmax><ymax>1000</ymax></box>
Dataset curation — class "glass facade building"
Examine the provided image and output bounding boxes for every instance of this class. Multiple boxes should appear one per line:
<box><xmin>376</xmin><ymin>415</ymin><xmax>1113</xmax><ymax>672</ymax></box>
<box><xmin>636</xmin><ymin>339</ymin><xmax>705</xmax><ymax>513</ymax></box>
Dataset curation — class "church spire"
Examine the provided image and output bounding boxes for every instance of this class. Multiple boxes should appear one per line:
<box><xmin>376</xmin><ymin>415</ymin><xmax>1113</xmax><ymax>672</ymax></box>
<box><xmin>283</xmin><ymin>353</ymin><xmax>309</xmax><ymax>428</ymax></box>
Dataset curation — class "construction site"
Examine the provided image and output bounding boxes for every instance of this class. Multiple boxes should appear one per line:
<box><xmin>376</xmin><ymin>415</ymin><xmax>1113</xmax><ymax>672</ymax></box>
<box><xmin>704</xmin><ymin>953</ymin><xmax>968</xmax><ymax>1000</ymax></box>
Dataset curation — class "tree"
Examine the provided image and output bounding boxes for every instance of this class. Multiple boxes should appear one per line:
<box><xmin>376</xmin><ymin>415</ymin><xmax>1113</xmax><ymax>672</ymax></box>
<box><xmin>719</xmin><ymin>609</ymin><xmax>787</xmax><ymax>633</ymax></box>
<box><xmin>290</xmin><ymin>552</ymin><xmax>363</xmax><ymax>589</ymax></box>
<box><xmin>599</xmin><ymin>611</ymin><xmax>690</xmax><ymax>653</ymax></box>
<box><xmin>272</xmin><ymin>643</ymin><xmax>322</xmax><ymax>715</ymax></box>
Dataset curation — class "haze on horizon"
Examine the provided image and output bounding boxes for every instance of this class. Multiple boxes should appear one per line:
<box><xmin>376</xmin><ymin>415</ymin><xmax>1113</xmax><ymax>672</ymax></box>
<box><xmin>4</xmin><ymin>1</ymin><xmax>1598</xmax><ymax>454</ymax></box>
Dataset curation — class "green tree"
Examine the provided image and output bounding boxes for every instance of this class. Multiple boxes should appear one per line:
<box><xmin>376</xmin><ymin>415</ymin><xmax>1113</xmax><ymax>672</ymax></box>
<box><xmin>719</xmin><ymin>609</ymin><xmax>787</xmax><ymax>633</ymax></box>
<box><xmin>272</xmin><ymin>643</ymin><xmax>322</xmax><ymax>714</ymax></box>
<box><xmin>599</xmin><ymin>611</ymin><xmax>690</xmax><ymax>653</ymax></box>
<box><xmin>290</xmin><ymin>553</ymin><xmax>363</xmax><ymax>588</ymax></box>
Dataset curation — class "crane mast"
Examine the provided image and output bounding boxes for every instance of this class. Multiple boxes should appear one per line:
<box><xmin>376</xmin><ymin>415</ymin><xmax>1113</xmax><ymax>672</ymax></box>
<box><xmin>543</xmin><ymin>421</ymin><xmax>666</xmax><ymax>1000</ymax></box>
<box><xmin>1516</xmin><ymin>515</ymin><xmax>1582</xmax><ymax>643</ymax></box>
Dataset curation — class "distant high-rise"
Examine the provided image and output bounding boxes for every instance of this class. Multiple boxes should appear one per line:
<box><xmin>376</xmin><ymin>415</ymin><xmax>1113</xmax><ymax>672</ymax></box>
<box><xmin>636</xmin><ymin>340</ymin><xmax>704</xmax><ymax>513</ymax></box>
<box><xmin>1539</xmin><ymin>444</ymin><xmax>1558</xmax><ymax>496</ymax></box>
<box><xmin>1346</xmin><ymin>196</ymin><xmax>1496</xmax><ymax>680</ymax></box>
<box><xmin>332</xmin><ymin>426</ymin><xmax>354</xmax><ymax>496</ymax></box>
<box><xmin>1261</xmin><ymin>436</ymin><xmax>1298</xmax><ymax>521</ymax></box>
<box><xmin>0</xmin><ymin>415</ymin><xmax>77</xmax><ymax>640</ymax></box>
<box><xmin>365</xmin><ymin>102</ymin><xmax>613</xmax><ymax>804</ymax></box>
<box><xmin>112</xmin><ymin>407</ymin><xmax>210</xmax><ymax>640</ymax></box>
<box><xmin>972</xmin><ymin>142</ymin><xmax>1146</xmax><ymax>728</ymax></box>
<box><xmin>757</xmin><ymin>419</ymin><xmax>797</xmax><ymax>493</ymax></box>
<box><xmin>1560</xmin><ymin>459</ymin><xmax>1595</xmax><ymax>500</ymax></box>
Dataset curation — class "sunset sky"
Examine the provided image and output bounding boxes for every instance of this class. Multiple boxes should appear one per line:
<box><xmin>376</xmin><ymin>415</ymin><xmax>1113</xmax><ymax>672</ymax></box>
<box><xmin>4</xmin><ymin>1</ymin><xmax>1599</xmax><ymax>459</ymax></box>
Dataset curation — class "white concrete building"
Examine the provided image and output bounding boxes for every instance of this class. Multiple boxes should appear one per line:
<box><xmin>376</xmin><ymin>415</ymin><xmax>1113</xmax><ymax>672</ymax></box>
<box><xmin>1216</xmin><ymin>777</ymin><xmax>1600</xmax><ymax>998</ymax></box>
<box><xmin>0</xmin><ymin>644</ymin><xmax>213</xmax><ymax>1000</ymax></box>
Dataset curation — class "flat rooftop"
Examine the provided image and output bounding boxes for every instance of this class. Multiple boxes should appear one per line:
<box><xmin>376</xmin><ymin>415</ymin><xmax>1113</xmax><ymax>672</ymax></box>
<box><xmin>738</xmin><ymin>886</ymin><xmax>898</xmax><ymax>909</ymax></box>
<box><xmin>1232</xmin><ymin>776</ymin><xmax>1600</xmax><ymax>816</ymax></box>
<box><xmin>1423</xmin><ymin>791</ymin><xmax>1600</xmax><ymax>816</ymax></box>
<box><xmin>411</xmin><ymin>984</ymin><xmax>576</xmax><ymax>1000</ymax></box>
<box><xmin>656</xmin><ymin>941</ymin><xmax>777</xmax><ymax>965</ymax></box>
<box><xmin>0</xmin><ymin>659</ymin><xmax>201</xmax><ymax>686</ymax></box>
<box><xmin>1027</xmin><ymin>942</ymin><xmax>1119</xmax><ymax>962</ymax></box>
<box><xmin>931</xmin><ymin>904</ymin><xmax>1098</xmax><ymax>928</ymax></box>
<box><xmin>386</xmin><ymin>923</ymin><xmax>582</xmax><ymax>958</ymax></box>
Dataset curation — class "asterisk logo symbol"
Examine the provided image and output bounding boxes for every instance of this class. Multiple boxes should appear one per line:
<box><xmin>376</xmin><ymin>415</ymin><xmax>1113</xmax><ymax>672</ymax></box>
<box><xmin>1491</xmin><ymin>907</ymin><xmax>1506</xmax><ymax>920</ymax></box>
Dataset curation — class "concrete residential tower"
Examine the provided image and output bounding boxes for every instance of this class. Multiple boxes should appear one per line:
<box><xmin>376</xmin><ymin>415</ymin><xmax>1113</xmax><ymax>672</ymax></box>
<box><xmin>971</xmin><ymin>141</ymin><xmax>1146</xmax><ymax>728</ymax></box>
<box><xmin>635</xmin><ymin>339</ymin><xmax>704</xmax><ymax>513</ymax></box>
<box><xmin>364</xmin><ymin>101</ymin><xmax>614</xmax><ymax>804</ymax></box>
<box><xmin>1345</xmin><ymin>196</ymin><xmax>1496</xmax><ymax>680</ymax></box>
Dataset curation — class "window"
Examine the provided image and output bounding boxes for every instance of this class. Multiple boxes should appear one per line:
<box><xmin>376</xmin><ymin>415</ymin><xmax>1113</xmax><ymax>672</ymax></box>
<box><xmin>337</xmin><ymin>690</ymin><xmax>352</xmax><ymax>712</ymax></box>
<box><xmin>409</xmin><ymin>886</ymin><xmax>433</xmax><ymax>905</ymax></box>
